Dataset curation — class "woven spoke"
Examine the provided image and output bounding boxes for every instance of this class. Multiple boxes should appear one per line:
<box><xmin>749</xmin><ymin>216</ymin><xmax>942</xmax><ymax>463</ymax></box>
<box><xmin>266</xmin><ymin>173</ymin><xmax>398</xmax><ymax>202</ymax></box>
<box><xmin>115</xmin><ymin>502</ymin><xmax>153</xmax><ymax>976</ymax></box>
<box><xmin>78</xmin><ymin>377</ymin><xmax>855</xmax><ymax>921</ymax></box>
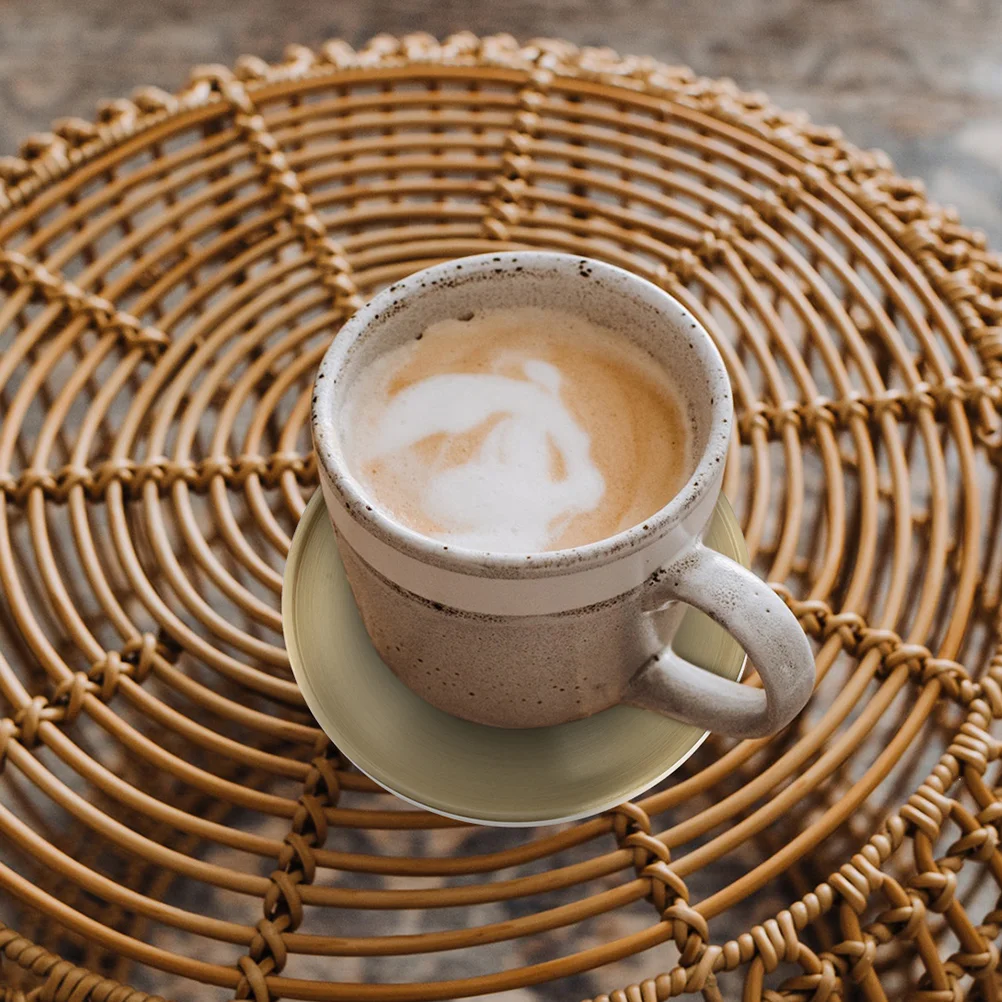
<box><xmin>0</xmin><ymin>248</ymin><xmax>170</xmax><ymax>357</ymax></box>
<box><xmin>0</xmin><ymin>451</ymin><xmax>317</xmax><ymax>505</ymax></box>
<box><xmin>199</xmin><ymin>66</ymin><xmax>363</xmax><ymax>319</ymax></box>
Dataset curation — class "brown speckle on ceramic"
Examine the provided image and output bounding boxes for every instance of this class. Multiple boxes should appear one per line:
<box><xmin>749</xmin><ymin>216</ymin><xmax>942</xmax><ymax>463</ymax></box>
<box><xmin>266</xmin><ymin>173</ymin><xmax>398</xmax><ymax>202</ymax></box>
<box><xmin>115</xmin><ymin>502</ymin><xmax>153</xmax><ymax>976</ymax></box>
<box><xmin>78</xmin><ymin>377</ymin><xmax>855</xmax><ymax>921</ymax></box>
<box><xmin>337</xmin><ymin>533</ymin><xmax>646</xmax><ymax>727</ymax></box>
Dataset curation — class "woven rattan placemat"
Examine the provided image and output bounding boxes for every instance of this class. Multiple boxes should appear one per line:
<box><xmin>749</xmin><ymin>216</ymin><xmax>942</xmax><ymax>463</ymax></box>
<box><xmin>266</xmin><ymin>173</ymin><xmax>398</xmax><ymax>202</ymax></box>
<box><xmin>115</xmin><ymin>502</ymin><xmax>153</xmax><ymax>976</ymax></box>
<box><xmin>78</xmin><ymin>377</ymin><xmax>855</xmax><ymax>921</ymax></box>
<box><xmin>1</xmin><ymin>32</ymin><xmax>1002</xmax><ymax>1002</ymax></box>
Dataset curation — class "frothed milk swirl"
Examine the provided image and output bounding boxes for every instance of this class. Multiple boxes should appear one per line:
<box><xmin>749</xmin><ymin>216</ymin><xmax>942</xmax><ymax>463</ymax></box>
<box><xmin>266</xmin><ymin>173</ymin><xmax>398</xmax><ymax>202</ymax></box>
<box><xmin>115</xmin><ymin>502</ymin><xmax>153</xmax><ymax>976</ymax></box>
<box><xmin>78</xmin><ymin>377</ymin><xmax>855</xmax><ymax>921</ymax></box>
<box><xmin>341</xmin><ymin>306</ymin><xmax>690</xmax><ymax>552</ymax></box>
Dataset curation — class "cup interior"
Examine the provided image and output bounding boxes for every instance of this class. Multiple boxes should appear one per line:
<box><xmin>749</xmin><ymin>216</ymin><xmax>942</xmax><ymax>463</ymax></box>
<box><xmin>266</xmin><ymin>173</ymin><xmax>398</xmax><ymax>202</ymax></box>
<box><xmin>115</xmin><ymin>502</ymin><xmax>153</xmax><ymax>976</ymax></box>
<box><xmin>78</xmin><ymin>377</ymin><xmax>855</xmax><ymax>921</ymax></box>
<box><xmin>311</xmin><ymin>252</ymin><xmax>732</xmax><ymax>568</ymax></box>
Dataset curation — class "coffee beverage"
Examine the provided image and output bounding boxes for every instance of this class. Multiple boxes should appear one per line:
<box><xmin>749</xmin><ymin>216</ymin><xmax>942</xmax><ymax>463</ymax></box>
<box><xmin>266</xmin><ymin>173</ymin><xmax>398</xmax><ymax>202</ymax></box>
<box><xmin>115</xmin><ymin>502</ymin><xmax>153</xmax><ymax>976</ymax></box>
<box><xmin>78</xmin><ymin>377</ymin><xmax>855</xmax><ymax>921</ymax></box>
<box><xmin>340</xmin><ymin>305</ymin><xmax>690</xmax><ymax>552</ymax></box>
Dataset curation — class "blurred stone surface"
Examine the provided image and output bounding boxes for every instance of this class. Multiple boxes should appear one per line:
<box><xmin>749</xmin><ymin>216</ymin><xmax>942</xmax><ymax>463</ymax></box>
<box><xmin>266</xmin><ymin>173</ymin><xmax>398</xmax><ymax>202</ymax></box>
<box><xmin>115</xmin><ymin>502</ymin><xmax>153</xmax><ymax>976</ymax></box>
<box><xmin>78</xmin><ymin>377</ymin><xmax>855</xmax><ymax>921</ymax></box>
<box><xmin>1</xmin><ymin>0</ymin><xmax>1000</xmax><ymax>242</ymax></box>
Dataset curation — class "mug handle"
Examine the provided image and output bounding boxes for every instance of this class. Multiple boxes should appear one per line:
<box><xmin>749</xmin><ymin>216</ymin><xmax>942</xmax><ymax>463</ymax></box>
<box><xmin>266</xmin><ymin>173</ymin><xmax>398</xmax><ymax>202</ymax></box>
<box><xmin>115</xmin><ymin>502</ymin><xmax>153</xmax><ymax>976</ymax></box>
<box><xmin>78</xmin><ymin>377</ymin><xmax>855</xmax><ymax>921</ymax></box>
<box><xmin>623</xmin><ymin>542</ymin><xmax>815</xmax><ymax>739</ymax></box>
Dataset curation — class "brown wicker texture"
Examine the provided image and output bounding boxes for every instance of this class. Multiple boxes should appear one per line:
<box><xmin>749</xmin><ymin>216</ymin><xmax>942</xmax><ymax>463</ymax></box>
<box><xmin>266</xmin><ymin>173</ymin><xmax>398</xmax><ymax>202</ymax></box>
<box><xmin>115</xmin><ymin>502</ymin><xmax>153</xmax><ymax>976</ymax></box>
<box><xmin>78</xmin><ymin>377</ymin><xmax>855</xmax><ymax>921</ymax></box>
<box><xmin>1</xmin><ymin>31</ymin><xmax>1002</xmax><ymax>1002</ymax></box>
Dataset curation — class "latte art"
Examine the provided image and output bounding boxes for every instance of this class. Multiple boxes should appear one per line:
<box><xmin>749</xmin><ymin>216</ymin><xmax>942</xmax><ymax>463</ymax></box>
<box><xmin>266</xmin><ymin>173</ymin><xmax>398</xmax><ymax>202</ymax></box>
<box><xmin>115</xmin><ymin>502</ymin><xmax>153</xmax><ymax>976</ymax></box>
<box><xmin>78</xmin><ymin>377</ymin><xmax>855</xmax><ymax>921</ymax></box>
<box><xmin>341</xmin><ymin>307</ymin><xmax>690</xmax><ymax>552</ymax></box>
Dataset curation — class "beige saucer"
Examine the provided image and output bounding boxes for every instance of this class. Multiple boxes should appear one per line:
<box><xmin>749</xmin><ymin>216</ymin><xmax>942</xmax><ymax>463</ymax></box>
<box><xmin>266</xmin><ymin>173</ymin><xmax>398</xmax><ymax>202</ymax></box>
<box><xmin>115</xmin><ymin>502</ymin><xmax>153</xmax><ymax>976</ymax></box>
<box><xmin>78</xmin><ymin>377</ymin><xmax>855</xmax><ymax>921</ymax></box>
<box><xmin>283</xmin><ymin>491</ymin><xmax>748</xmax><ymax>826</ymax></box>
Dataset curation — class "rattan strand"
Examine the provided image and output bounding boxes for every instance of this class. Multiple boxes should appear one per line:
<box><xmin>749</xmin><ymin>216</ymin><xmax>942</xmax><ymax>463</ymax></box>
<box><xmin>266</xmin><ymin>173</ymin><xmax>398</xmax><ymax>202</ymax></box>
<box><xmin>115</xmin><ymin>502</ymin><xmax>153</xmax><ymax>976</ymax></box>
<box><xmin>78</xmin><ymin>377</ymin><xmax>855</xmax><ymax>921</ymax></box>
<box><xmin>0</xmin><ymin>30</ymin><xmax>1001</xmax><ymax>1002</ymax></box>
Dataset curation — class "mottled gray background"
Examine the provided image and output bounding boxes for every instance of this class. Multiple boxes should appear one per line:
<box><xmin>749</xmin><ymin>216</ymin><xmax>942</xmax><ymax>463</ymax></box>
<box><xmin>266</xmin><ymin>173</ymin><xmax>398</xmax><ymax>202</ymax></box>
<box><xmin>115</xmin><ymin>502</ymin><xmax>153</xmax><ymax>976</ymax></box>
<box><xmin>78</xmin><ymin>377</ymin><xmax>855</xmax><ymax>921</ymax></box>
<box><xmin>2</xmin><ymin>0</ymin><xmax>1001</xmax><ymax>244</ymax></box>
<box><xmin>1</xmin><ymin>1</ymin><xmax>1001</xmax><ymax>999</ymax></box>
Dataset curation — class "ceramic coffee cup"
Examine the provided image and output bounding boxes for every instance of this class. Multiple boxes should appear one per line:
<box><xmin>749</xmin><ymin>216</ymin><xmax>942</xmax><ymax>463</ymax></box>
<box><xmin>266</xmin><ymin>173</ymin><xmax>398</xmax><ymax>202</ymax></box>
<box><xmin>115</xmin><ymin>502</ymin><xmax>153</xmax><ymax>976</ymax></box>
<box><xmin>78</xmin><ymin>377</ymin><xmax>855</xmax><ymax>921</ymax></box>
<box><xmin>311</xmin><ymin>252</ymin><xmax>815</xmax><ymax>738</ymax></box>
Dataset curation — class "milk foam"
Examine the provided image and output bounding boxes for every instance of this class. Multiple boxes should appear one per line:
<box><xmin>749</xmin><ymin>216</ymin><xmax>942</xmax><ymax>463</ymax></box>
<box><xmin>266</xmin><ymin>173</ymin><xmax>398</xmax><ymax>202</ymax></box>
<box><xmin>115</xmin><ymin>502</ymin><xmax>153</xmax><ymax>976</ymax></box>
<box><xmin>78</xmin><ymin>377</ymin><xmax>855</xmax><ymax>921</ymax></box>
<box><xmin>341</xmin><ymin>306</ymin><xmax>689</xmax><ymax>553</ymax></box>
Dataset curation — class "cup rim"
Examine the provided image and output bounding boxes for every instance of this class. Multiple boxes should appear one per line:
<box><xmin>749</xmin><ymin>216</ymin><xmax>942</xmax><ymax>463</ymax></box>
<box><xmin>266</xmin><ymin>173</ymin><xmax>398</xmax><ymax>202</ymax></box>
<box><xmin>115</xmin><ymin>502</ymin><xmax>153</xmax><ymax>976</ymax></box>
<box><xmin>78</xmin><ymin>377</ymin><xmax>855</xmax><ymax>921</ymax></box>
<box><xmin>311</xmin><ymin>251</ymin><xmax>733</xmax><ymax>579</ymax></box>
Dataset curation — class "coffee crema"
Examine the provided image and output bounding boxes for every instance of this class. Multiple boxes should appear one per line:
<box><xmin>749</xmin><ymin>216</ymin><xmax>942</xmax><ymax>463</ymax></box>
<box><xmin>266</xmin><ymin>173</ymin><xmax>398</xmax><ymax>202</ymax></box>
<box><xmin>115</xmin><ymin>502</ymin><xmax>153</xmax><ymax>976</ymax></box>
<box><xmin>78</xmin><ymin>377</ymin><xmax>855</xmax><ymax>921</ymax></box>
<box><xmin>340</xmin><ymin>306</ymin><xmax>690</xmax><ymax>552</ymax></box>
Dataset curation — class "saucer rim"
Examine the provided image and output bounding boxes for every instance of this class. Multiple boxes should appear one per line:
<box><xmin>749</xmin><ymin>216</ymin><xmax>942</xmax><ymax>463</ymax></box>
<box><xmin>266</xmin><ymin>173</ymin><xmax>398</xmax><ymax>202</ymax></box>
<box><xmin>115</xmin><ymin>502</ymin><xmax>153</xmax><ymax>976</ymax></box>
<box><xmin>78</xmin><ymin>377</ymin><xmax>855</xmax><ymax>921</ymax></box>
<box><xmin>330</xmin><ymin>705</ymin><xmax>717</xmax><ymax>828</ymax></box>
<box><xmin>283</xmin><ymin>490</ymin><xmax>748</xmax><ymax>826</ymax></box>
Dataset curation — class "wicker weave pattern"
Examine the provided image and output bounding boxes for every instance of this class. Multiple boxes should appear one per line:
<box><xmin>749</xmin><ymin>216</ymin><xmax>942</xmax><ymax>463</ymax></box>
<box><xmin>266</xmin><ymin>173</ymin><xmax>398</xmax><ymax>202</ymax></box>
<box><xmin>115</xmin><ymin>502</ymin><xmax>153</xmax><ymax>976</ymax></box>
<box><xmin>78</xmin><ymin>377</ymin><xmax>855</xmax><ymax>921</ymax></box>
<box><xmin>0</xmin><ymin>31</ymin><xmax>1002</xmax><ymax>1002</ymax></box>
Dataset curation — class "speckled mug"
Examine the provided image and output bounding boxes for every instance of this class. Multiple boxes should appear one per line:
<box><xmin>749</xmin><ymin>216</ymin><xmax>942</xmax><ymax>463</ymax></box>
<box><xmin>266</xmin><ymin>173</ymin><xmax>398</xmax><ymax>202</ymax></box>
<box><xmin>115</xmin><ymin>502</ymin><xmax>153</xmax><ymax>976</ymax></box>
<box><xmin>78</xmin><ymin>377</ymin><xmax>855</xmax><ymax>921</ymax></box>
<box><xmin>311</xmin><ymin>252</ymin><xmax>815</xmax><ymax>738</ymax></box>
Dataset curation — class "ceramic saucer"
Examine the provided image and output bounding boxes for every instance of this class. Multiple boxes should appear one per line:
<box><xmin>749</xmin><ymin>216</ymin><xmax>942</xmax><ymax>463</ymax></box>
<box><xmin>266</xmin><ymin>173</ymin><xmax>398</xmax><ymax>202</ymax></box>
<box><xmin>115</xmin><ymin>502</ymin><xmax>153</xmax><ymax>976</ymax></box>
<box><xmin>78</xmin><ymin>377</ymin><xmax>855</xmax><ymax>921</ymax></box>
<box><xmin>283</xmin><ymin>490</ymin><xmax>747</xmax><ymax>826</ymax></box>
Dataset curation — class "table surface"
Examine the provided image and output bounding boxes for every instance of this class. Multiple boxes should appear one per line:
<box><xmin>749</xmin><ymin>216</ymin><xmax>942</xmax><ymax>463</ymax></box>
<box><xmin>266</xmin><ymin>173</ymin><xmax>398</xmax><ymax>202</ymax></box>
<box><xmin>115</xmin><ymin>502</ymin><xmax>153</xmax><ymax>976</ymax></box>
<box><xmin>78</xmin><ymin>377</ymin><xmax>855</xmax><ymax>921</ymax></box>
<box><xmin>1</xmin><ymin>0</ymin><xmax>1001</xmax><ymax>247</ymax></box>
<box><xmin>1</xmin><ymin>3</ymin><xmax>1001</xmax><ymax>1000</ymax></box>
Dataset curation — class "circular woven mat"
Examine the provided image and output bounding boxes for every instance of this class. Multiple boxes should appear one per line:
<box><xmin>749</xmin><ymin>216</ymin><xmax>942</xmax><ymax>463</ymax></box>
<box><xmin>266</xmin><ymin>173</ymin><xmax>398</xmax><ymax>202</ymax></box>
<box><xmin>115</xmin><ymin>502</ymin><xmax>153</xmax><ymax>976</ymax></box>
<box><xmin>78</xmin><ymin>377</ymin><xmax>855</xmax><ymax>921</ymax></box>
<box><xmin>1</xmin><ymin>31</ymin><xmax>1002</xmax><ymax>1002</ymax></box>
